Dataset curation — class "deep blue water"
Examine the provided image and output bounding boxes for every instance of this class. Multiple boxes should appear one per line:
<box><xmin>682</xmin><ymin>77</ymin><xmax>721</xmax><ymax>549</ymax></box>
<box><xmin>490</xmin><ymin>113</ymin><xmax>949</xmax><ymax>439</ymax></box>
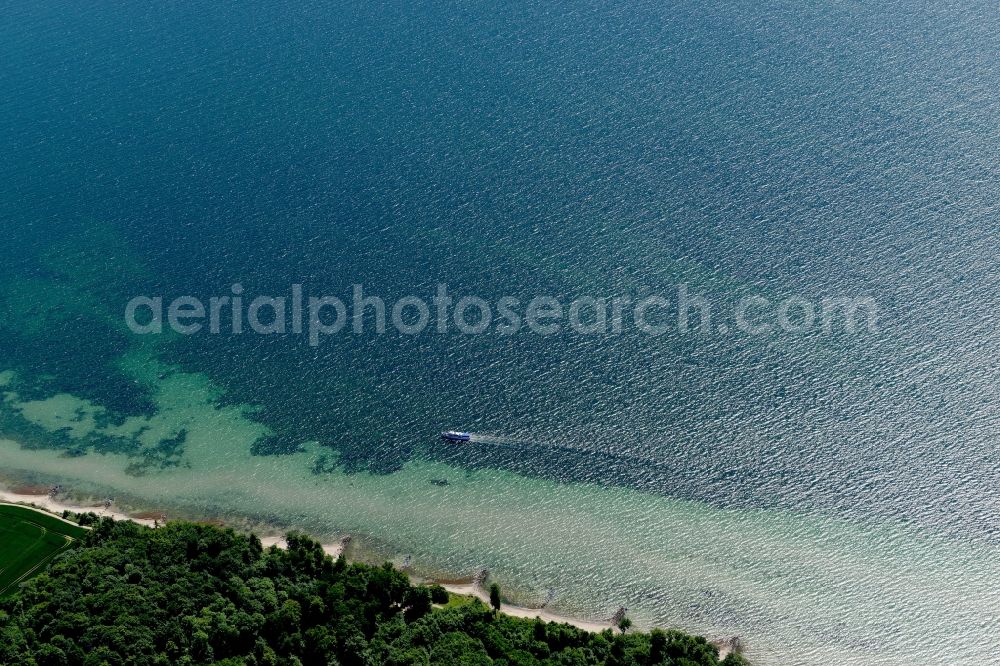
<box><xmin>1</xmin><ymin>0</ymin><xmax>998</xmax><ymax>542</ymax></box>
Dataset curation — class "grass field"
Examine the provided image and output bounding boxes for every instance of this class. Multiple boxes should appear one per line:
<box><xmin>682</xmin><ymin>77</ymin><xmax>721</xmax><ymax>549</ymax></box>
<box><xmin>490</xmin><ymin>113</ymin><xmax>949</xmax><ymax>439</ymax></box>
<box><xmin>442</xmin><ymin>593</ymin><xmax>477</xmax><ymax>609</ymax></box>
<box><xmin>0</xmin><ymin>504</ymin><xmax>88</xmax><ymax>596</ymax></box>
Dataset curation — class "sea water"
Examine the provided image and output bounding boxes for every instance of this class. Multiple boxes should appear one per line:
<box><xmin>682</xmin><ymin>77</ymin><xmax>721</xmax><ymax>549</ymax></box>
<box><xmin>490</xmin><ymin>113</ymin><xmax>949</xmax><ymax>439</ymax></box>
<box><xmin>1</xmin><ymin>1</ymin><xmax>998</xmax><ymax>664</ymax></box>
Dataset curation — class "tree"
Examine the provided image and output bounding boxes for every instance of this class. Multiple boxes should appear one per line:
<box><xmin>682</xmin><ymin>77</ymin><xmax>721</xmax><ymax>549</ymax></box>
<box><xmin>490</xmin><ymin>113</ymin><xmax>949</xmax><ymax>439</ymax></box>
<box><xmin>404</xmin><ymin>587</ymin><xmax>433</xmax><ymax>622</ymax></box>
<box><xmin>34</xmin><ymin>643</ymin><xmax>68</xmax><ymax>666</ymax></box>
<box><xmin>532</xmin><ymin>619</ymin><xmax>547</xmax><ymax>643</ymax></box>
<box><xmin>617</xmin><ymin>616</ymin><xmax>632</xmax><ymax>634</ymax></box>
<box><xmin>489</xmin><ymin>583</ymin><xmax>502</xmax><ymax>616</ymax></box>
<box><xmin>429</xmin><ymin>632</ymin><xmax>491</xmax><ymax>666</ymax></box>
<box><xmin>649</xmin><ymin>628</ymin><xmax>666</xmax><ymax>663</ymax></box>
<box><xmin>428</xmin><ymin>585</ymin><xmax>449</xmax><ymax>605</ymax></box>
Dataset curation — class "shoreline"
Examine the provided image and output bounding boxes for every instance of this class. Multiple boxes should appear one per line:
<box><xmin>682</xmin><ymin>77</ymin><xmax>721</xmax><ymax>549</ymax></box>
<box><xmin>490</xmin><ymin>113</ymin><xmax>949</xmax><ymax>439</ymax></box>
<box><xmin>0</xmin><ymin>487</ymin><xmax>636</xmax><ymax>640</ymax></box>
<box><xmin>0</xmin><ymin>487</ymin><xmax>347</xmax><ymax>557</ymax></box>
<box><xmin>437</xmin><ymin>581</ymin><xmax>616</xmax><ymax>634</ymax></box>
<box><xmin>0</xmin><ymin>487</ymin><xmax>162</xmax><ymax>528</ymax></box>
<box><xmin>0</xmin><ymin>486</ymin><xmax>739</xmax><ymax>658</ymax></box>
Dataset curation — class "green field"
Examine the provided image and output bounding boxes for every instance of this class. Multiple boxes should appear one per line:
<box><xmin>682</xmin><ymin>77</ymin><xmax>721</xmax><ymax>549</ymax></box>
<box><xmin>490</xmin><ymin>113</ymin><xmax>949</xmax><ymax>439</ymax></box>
<box><xmin>0</xmin><ymin>504</ymin><xmax>88</xmax><ymax>596</ymax></box>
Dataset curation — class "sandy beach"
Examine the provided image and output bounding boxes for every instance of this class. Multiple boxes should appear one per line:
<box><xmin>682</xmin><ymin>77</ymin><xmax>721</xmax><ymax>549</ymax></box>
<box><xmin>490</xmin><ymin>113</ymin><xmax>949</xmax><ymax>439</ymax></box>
<box><xmin>0</xmin><ymin>487</ymin><xmax>346</xmax><ymax>554</ymax></box>
<box><xmin>431</xmin><ymin>583</ymin><xmax>732</xmax><ymax>658</ymax></box>
<box><xmin>0</xmin><ymin>487</ymin><xmax>161</xmax><ymax>528</ymax></box>
<box><xmin>438</xmin><ymin>582</ymin><xmax>614</xmax><ymax>633</ymax></box>
<box><xmin>256</xmin><ymin>534</ymin><xmax>346</xmax><ymax>559</ymax></box>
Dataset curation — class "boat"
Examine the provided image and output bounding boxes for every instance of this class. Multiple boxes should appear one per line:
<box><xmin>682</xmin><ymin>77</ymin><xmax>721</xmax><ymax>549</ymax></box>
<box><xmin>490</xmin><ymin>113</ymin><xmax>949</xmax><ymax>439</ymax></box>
<box><xmin>441</xmin><ymin>431</ymin><xmax>472</xmax><ymax>442</ymax></box>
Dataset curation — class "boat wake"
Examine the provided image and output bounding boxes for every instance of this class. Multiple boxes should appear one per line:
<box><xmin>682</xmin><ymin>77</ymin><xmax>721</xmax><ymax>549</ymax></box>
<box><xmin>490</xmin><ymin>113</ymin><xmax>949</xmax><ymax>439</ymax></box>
<box><xmin>463</xmin><ymin>433</ymin><xmax>609</xmax><ymax>460</ymax></box>
<box><xmin>465</xmin><ymin>433</ymin><xmax>540</xmax><ymax>447</ymax></box>
<box><xmin>455</xmin><ymin>432</ymin><xmax>680</xmax><ymax>477</ymax></box>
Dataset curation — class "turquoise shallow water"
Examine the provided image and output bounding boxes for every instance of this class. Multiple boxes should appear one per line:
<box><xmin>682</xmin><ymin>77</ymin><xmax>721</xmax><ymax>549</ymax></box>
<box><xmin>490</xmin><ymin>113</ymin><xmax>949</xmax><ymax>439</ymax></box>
<box><xmin>1</xmin><ymin>1</ymin><xmax>999</xmax><ymax>664</ymax></box>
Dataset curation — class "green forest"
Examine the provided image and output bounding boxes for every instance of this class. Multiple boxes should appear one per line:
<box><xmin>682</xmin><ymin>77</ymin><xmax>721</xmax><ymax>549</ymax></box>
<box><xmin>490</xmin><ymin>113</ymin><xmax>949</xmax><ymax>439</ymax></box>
<box><xmin>0</xmin><ymin>519</ymin><xmax>747</xmax><ymax>666</ymax></box>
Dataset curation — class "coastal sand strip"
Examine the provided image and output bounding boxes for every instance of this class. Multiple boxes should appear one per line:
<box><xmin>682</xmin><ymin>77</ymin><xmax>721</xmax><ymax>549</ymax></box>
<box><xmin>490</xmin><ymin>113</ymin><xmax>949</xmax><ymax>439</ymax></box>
<box><xmin>0</xmin><ymin>490</ymin><xmax>157</xmax><ymax>527</ymax></box>
<box><xmin>439</xmin><ymin>582</ymin><xmax>614</xmax><ymax>633</ymax></box>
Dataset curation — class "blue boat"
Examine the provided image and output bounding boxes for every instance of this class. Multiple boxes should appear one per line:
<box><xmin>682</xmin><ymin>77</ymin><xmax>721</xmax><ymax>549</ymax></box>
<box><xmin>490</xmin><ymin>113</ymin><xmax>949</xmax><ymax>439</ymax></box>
<box><xmin>441</xmin><ymin>431</ymin><xmax>472</xmax><ymax>442</ymax></box>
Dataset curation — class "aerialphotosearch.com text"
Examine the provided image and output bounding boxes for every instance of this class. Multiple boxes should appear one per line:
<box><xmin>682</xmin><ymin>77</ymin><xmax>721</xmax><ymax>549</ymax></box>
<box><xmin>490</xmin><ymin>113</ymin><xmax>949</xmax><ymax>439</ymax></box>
<box><xmin>125</xmin><ymin>283</ymin><xmax>878</xmax><ymax>346</ymax></box>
